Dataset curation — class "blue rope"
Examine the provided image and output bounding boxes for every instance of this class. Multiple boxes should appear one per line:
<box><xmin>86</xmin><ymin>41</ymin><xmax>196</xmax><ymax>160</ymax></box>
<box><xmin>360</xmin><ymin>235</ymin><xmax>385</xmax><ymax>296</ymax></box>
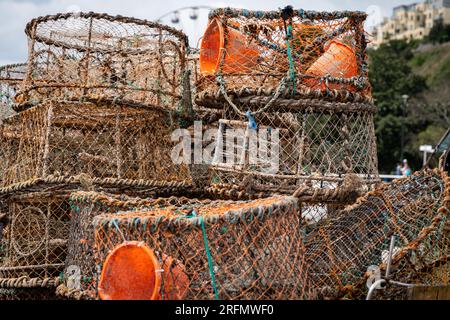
<box><xmin>245</xmin><ymin>110</ymin><xmax>257</xmax><ymax>130</ymax></box>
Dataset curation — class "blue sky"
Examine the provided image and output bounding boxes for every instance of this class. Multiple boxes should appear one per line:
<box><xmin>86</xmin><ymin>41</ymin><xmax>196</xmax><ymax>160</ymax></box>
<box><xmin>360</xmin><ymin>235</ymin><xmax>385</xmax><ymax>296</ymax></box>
<box><xmin>0</xmin><ymin>0</ymin><xmax>415</xmax><ymax>65</ymax></box>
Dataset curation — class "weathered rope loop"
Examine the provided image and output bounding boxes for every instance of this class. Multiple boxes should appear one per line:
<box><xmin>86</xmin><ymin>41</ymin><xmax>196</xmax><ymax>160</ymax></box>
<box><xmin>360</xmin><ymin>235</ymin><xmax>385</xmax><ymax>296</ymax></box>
<box><xmin>216</xmin><ymin>73</ymin><xmax>288</xmax><ymax>116</ymax></box>
<box><xmin>0</xmin><ymin>276</ymin><xmax>60</xmax><ymax>289</ymax></box>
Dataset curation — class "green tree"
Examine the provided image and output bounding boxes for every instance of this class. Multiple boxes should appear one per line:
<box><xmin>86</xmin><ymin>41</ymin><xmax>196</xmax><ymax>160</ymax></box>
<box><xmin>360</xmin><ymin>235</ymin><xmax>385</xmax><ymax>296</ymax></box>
<box><xmin>368</xmin><ymin>40</ymin><xmax>427</xmax><ymax>173</ymax></box>
<box><xmin>427</xmin><ymin>18</ymin><xmax>450</xmax><ymax>44</ymax></box>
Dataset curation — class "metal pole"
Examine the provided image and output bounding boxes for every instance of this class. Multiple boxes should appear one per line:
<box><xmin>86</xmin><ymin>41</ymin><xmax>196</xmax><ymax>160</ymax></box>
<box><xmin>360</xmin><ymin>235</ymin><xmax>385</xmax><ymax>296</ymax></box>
<box><xmin>385</xmin><ymin>235</ymin><xmax>396</xmax><ymax>278</ymax></box>
<box><xmin>400</xmin><ymin>95</ymin><xmax>408</xmax><ymax>161</ymax></box>
<box><xmin>366</xmin><ymin>235</ymin><xmax>395</xmax><ymax>300</ymax></box>
<box><xmin>366</xmin><ymin>236</ymin><xmax>420</xmax><ymax>300</ymax></box>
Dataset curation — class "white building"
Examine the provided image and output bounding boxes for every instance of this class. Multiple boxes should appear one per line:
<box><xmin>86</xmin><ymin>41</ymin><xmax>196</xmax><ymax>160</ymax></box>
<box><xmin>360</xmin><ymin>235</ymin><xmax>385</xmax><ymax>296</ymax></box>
<box><xmin>371</xmin><ymin>0</ymin><xmax>450</xmax><ymax>47</ymax></box>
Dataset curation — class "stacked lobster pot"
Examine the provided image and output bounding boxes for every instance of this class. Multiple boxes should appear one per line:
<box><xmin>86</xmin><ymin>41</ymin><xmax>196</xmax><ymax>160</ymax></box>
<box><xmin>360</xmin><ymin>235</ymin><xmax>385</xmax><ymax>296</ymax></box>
<box><xmin>64</xmin><ymin>191</ymin><xmax>311</xmax><ymax>300</ymax></box>
<box><xmin>195</xmin><ymin>8</ymin><xmax>379</xmax><ymax>223</ymax></box>
<box><xmin>302</xmin><ymin>169</ymin><xmax>450</xmax><ymax>300</ymax></box>
<box><xmin>56</xmin><ymin>7</ymin><xmax>378</xmax><ymax>301</ymax></box>
<box><xmin>0</xmin><ymin>8</ymin><xmax>398</xmax><ymax>301</ymax></box>
<box><xmin>0</xmin><ymin>12</ymin><xmax>195</xmax><ymax>299</ymax></box>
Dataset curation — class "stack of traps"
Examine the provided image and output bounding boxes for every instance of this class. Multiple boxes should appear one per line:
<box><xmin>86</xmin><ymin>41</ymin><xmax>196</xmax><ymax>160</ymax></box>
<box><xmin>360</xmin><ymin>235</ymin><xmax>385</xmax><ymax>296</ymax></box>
<box><xmin>194</xmin><ymin>8</ymin><xmax>379</xmax><ymax>200</ymax></box>
<box><xmin>0</xmin><ymin>11</ymin><xmax>193</xmax><ymax>299</ymax></box>
<box><xmin>3</xmin><ymin>7</ymin><xmax>446</xmax><ymax>301</ymax></box>
<box><xmin>62</xmin><ymin>170</ymin><xmax>449</xmax><ymax>300</ymax></box>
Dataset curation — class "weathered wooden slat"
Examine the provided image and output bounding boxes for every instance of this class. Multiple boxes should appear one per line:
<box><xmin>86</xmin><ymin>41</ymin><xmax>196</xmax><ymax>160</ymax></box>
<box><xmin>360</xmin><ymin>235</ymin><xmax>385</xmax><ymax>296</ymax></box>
<box><xmin>408</xmin><ymin>285</ymin><xmax>450</xmax><ymax>300</ymax></box>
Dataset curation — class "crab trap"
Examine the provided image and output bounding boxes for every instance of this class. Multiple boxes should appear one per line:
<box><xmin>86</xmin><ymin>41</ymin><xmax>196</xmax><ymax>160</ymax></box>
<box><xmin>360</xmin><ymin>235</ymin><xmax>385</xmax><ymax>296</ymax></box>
<box><xmin>0</xmin><ymin>177</ymin><xmax>198</xmax><ymax>298</ymax></box>
<box><xmin>16</xmin><ymin>12</ymin><xmax>190</xmax><ymax>112</ymax></box>
<box><xmin>0</xmin><ymin>98</ymin><xmax>191</xmax><ymax>188</ymax></box>
<box><xmin>301</xmin><ymin>169</ymin><xmax>450</xmax><ymax>299</ymax></box>
<box><xmin>206</xmin><ymin>110</ymin><xmax>378</xmax><ymax>201</ymax></box>
<box><xmin>65</xmin><ymin>191</ymin><xmax>312</xmax><ymax>300</ymax></box>
<box><xmin>193</xmin><ymin>8</ymin><xmax>379</xmax><ymax>200</ymax></box>
<box><xmin>196</xmin><ymin>8</ymin><xmax>372</xmax><ymax>108</ymax></box>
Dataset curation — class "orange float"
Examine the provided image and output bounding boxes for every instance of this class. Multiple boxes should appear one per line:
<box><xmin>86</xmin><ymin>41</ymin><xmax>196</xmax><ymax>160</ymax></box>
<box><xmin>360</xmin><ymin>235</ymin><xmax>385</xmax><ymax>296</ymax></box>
<box><xmin>98</xmin><ymin>241</ymin><xmax>189</xmax><ymax>300</ymax></box>
<box><xmin>200</xmin><ymin>18</ymin><xmax>259</xmax><ymax>75</ymax></box>
<box><xmin>305</xmin><ymin>40</ymin><xmax>358</xmax><ymax>91</ymax></box>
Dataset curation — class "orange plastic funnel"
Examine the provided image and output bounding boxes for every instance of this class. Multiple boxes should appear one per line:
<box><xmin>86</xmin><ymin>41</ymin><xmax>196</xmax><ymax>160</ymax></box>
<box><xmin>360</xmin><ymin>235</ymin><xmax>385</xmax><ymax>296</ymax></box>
<box><xmin>98</xmin><ymin>241</ymin><xmax>190</xmax><ymax>300</ymax></box>
<box><xmin>98</xmin><ymin>241</ymin><xmax>160</xmax><ymax>300</ymax></box>
<box><xmin>305</xmin><ymin>40</ymin><xmax>358</xmax><ymax>90</ymax></box>
<box><xmin>200</xmin><ymin>18</ymin><xmax>259</xmax><ymax>75</ymax></box>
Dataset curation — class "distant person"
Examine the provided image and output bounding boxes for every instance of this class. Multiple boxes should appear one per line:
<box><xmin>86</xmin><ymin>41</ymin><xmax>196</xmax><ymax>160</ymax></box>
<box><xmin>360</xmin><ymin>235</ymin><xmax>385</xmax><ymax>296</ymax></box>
<box><xmin>401</xmin><ymin>159</ymin><xmax>412</xmax><ymax>177</ymax></box>
<box><xmin>395</xmin><ymin>163</ymin><xmax>402</xmax><ymax>176</ymax></box>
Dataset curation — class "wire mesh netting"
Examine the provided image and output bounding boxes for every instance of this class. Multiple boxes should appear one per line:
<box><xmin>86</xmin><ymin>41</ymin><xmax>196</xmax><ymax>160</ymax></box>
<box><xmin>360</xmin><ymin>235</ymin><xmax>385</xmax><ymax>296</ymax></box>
<box><xmin>0</xmin><ymin>191</ymin><xmax>69</xmax><ymax>281</ymax></box>
<box><xmin>65</xmin><ymin>192</ymin><xmax>212</xmax><ymax>298</ymax></box>
<box><xmin>0</xmin><ymin>6</ymin><xmax>447</xmax><ymax>301</ymax></box>
<box><xmin>196</xmin><ymin>8</ymin><xmax>371</xmax><ymax>108</ymax></box>
<box><xmin>0</xmin><ymin>11</ymin><xmax>198</xmax><ymax>299</ymax></box>
<box><xmin>67</xmin><ymin>191</ymin><xmax>311</xmax><ymax>300</ymax></box>
<box><xmin>0</xmin><ymin>99</ymin><xmax>191</xmax><ymax>188</ymax></box>
<box><xmin>16</xmin><ymin>12</ymin><xmax>189</xmax><ymax>112</ymax></box>
<box><xmin>0</xmin><ymin>178</ymin><xmax>199</xmax><ymax>295</ymax></box>
<box><xmin>0</xmin><ymin>63</ymin><xmax>26</xmax><ymax>120</ymax></box>
<box><xmin>301</xmin><ymin>169</ymin><xmax>450</xmax><ymax>300</ymax></box>
<box><xmin>187</xmin><ymin>48</ymin><xmax>200</xmax><ymax>98</ymax></box>
<box><xmin>0</xmin><ymin>288</ymin><xmax>65</xmax><ymax>300</ymax></box>
<box><xmin>191</xmin><ymin>8</ymin><xmax>378</xmax><ymax>199</ymax></box>
<box><xmin>206</xmin><ymin>107</ymin><xmax>378</xmax><ymax>200</ymax></box>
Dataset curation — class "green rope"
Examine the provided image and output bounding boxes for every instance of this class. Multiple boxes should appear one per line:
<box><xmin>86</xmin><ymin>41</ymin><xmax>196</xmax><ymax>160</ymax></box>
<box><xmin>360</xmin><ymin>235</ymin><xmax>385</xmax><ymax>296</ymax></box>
<box><xmin>192</xmin><ymin>209</ymin><xmax>219</xmax><ymax>300</ymax></box>
<box><xmin>59</xmin><ymin>271</ymin><xmax>65</xmax><ymax>283</ymax></box>
<box><xmin>285</xmin><ymin>24</ymin><xmax>296</xmax><ymax>94</ymax></box>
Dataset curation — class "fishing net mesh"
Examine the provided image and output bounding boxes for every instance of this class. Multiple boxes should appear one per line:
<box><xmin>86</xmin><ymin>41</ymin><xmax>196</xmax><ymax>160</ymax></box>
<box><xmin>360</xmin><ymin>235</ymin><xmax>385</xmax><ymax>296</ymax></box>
<box><xmin>0</xmin><ymin>63</ymin><xmax>26</xmax><ymax>120</ymax></box>
<box><xmin>16</xmin><ymin>12</ymin><xmax>189</xmax><ymax>113</ymax></box>
<box><xmin>192</xmin><ymin>8</ymin><xmax>378</xmax><ymax>199</ymax></box>
<box><xmin>0</xmin><ymin>8</ymin><xmax>447</xmax><ymax>301</ymax></box>
<box><xmin>0</xmin><ymin>12</ymin><xmax>197</xmax><ymax>299</ymax></box>
<box><xmin>0</xmin><ymin>99</ymin><xmax>190</xmax><ymax>188</ymax></box>
<box><xmin>0</xmin><ymin>178</ymin><xmax>202</xmax><ymax>297</ymax></box>
<box><xmin>206</xmin><ymin>109</ymin><xmax>378</xmax><ymax>200</ymax></box>
<box><xmin>196</xmin><ymin>8</ymin><xmax>371</xmax><ymax>106</ymax></box>
<box><xmin>67</xmin><ymin>192</ymin><xmax>311</xmax><ymax>300</ymax></box>
<box><xmin>0</xmin><ymin>192</ymin><xmax>69</xmax><ymax>283</ymax></box>
<box><xmin>301</xmin><ymin>169</ymin><xmax>450</xmax><ymax>300</ymax></box>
